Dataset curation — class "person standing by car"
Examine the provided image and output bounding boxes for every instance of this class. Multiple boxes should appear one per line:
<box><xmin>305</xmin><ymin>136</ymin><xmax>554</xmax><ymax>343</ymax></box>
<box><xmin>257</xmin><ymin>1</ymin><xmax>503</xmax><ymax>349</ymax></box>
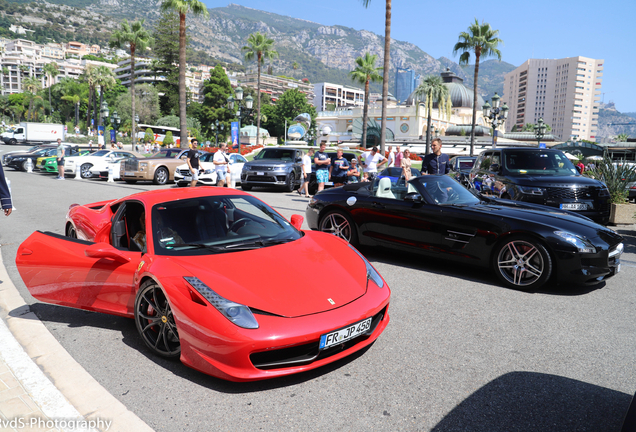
<box><xmin>186</xmin><ymin>139</ymin><xmax>201</xmax><ymax>187</ymax></box>
<box><xmin>330</xmin><ymin>149</ymin><xmax>350</xmax><ymax>187</ymax></box>
<box><xmin>362</xmin><ymin>146</ymin><xmax>387</xmax><ymax>181</ymax></box>
<box><xmin>421</xmin><ymin>137</ymin><xmax>450</xmax><ymax>175</ymax></box>
<box><xmin>347</xmin><ymin>158</ymin><xmax>361</xmax><ymax>183</ymax></box>
<box><xmin>1</xmin><ymin>163</ymin><xmax>12</xmax><ymax>216</ymax></box>
<box><xmin>55</xmin><ymin>138</ymin><xmax>65</xmax><ymax>180</ymax></box>
<box><xmin>401</xmin><ymin>149</ymin><xmax>413</xmax><ymax>181</ymax></box>
<box><xmin>297</xmin><ymin>148</ymin><xmax>314</xmax><ymax>198</ymax></box>
<box><xmin>314</xmin><ymin>143</ymin><xmax>331</xmax><ymax>193</ymax></box>
<box><xmin>387</xmin><ymin>146</ymin><xmax>395</xmax><ymax>167</ymax></box>
<box><xmin>394</xmin><ymin>145</ymin><xmax>403</xmax><ymax>169</ymax></box>
<box><xmin>213</xmin><ymin>142</ymin><xmax>231</xmax><ymax>187</ymax></box>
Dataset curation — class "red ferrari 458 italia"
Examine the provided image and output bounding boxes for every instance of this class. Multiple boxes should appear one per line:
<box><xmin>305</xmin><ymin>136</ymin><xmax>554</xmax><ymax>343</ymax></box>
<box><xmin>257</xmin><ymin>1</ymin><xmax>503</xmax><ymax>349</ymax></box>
<box><xmin>16</xmin><ymin>188</ymin><xmax>390</xmax><ymax>381</ymax></box>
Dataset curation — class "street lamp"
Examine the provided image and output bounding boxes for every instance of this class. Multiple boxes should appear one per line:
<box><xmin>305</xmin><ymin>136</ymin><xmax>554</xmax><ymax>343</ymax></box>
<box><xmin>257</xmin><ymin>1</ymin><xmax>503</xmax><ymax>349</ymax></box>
<box><xmin>133</xmin><ymin>114</ymin><xmax>139</xmax><ymax>151</ymax></box>
<box><xmin>227</xmin><ymin>86</ymin><xmax>254</xmax><ymax>154</ymax></box>
<box><xmin>482</xmin><ymin>92</ymin><xmax>509</xmax><ymax>149</ymax></box>
<box><xmin>534</xmin><ymin>117</ymin><xmax>547</xmax><ymax>148</ymax></box>
<box><xmin>110</xmin><ymin>110</ymin><xmax>121</xmax><ymax>144</ymax></box>
<box><xmin>211</xmin><ymin>119</ymin><xmax>225</xmax><ymax>146</ymax></box>
<box><xmin>100</xmin><ymin>101</ymin><xmax>109</xmax><ymax>127</ymax></box>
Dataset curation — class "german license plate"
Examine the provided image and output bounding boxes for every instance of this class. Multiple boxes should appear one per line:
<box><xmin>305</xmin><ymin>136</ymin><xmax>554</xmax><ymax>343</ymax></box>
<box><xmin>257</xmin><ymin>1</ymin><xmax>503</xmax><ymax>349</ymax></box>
<box><xmin>257</xmin><ymin>172</ymin><xmax>264</xmax><ymax>176</ymax></box>
<box><xmin>124</xmin><ymin>171</ymin><xmax>133</xmax><ymax>176</ymax></box>
<box><xmin>184</xmin><ymin>176</ymin><xmax>192</xmax><ymax>181</ymax></box>
<box><xmin>319</xmin><ymin>317</ymin><xmax>372</xmax><ymax>350</ymax></box>
<box><xmin>560</xmin><ymin>203</ymin><xmax>588</xmax><ymax>210</ymax></box>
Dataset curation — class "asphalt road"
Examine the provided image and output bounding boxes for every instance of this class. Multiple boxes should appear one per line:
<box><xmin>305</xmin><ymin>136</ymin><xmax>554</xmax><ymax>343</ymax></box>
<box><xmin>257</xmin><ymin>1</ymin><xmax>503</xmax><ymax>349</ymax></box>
<box><xmin>2</xmin><ymin>144</ymin><xmax>636</xmax><ymax>432</ymax></box>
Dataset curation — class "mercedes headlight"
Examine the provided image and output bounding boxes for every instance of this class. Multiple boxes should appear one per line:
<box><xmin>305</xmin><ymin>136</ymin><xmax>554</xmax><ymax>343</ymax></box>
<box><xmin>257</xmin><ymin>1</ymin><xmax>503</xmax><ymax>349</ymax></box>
<box><xmin>184</xmin><ymin>277</ymin><xmax>259</xmax><ymax>329</ymax></box>
<box><xmin>518</xmin><ymin>185</ymin><xmax>545</xmax><ymax>196</ymax></box>
<box><xmin>554</xmin><ymin>231</ymin><xmax>595</xmax><ymax>253</ymax></box>
<box><xmin>348</xmin><ymin>244</ymin><xmax>385</xmax><ymax>288</ymax></box>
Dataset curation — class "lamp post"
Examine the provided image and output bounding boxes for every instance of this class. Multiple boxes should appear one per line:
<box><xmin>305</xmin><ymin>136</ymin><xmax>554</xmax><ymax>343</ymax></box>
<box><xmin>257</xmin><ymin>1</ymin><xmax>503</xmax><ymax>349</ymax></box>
<box><xmin>211</xmin><ymin>119</ymin><xmax>225</xmax><ymax>146</ymax></box>
<box><xmin>133</xmin><ymin>114</ymin><xmax>139</xmax><ymax>151</ymax></box>
<box><xmin>482</xmin><ymin>92</ymin><xmax>509</xmax><ymax>149</ymax></box>
<box><xmin>100</xmin><ymin>101</ymin><xmax>109</xmax><ymax>129</ymax></box>
<box><xmin>534</xmin><ymin>117</ymin><xmax>547</xmax><ymax>148</ymax></box>
<box><xmin>110</xmin><ymin>110</ymin><xmax>121</xmax><ymax>144</ymax></box>
<box><xmin>227</xmin><ymin>86</ymin><xmax>254</xmax><ymax>154</ymax></box>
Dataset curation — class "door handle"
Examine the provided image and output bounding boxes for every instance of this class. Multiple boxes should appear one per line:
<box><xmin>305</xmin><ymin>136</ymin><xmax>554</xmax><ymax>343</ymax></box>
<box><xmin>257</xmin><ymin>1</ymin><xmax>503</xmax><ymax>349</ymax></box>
<box><xmin>372</xmin><ymin>202</ymin><xmax>385</xmax><ymax>209</ymax></box>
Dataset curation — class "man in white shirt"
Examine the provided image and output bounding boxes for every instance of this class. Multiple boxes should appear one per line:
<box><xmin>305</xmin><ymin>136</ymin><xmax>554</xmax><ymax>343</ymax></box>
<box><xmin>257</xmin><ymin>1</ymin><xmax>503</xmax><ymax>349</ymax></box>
<box><xmin>387</xmin><ymin>146</ymin><xmax>395</xmax><ymax>167</ymax></box>
<box><xmin>213</xmin><ymin>143</ymin><xmax>231</xmax><ymax>187</ymax></box>
<box><xmin>297</xmin><ymin>148</ymin><xmax>314</xmax><ymax>198</ymax></box>
<box><xmin>362</xmin><ymin>146</ymin><xmax>387</xmax><ymax>181</ymax></box>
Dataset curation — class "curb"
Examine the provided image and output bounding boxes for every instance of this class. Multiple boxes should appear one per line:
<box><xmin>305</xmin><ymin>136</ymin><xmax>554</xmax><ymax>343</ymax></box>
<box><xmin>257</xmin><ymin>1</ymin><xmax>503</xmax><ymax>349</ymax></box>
<box><xmin>0</xmin><ymin>246</ymin><xmax>154</xmax><ymax>432</ymax></box>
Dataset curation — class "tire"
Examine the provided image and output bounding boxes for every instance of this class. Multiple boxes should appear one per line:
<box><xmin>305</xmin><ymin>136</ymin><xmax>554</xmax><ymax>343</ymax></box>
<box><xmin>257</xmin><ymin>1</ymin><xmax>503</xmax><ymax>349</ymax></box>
<box><xmin>66</xmin><ymin>223</ymin><xmax>77</xmax><ymax>238</ymax></box>
<box><xmin>176</xmin><ymin>181</ymin><xmax>188</xmax><ymax>187</ymax></box>
<box><xmin>284</xmin><ymin>172</ymin><xmax>296</xmax><ymax>192</ymax></box>
<box><xmin>21</xmin><ymin>160</ymin><xmax>29</xmax><ymax>171</ymax></box>
<box><xmin>9</xmin><ymin>139</ymin><xmax>17</xmax><ymax>146</ymax></box>
<box><xmin>134</xmin><ymin>280</ymin><xmax>181</xmax><ymax>359</ymax></box>
<box><xmin>319</xmin><ymin>209</ymin><xmax>358</xmax><ymax>246</ymax></box>
<box><xmin>492</xmin><ymin>235</ymin><xmax>552</xmax><ymax>290</ymax></box>
<box><xmin>80</xmin><ymin>163</ymin><xmax>93</xmax><ymax>179</ymax></box>
<box><xmin>308</xmin><ymin>181</ymin><xmax>318</xmax><ymax>196</ymax></box>
<box><xmin>125</xmin><ymin>180</ymin><xmax>137</xmax><ymax>184</ymax></box>
<box><xmin>241</xmin><ymin>184</ymin><xmax>252</xmax><ymax>191</ymax></box>
<box><xmin>153</xmin><ymin>167</ymin><xmax>169</xmax><ymax>185</ymax></box>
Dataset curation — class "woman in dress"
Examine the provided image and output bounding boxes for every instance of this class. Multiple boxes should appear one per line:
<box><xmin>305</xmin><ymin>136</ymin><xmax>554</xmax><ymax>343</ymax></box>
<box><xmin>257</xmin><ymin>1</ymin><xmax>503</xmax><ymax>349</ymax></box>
<box><xmin>401</xmin><ymin>149</ymin><xmax>412</xmax><ymax>181</ymax></box>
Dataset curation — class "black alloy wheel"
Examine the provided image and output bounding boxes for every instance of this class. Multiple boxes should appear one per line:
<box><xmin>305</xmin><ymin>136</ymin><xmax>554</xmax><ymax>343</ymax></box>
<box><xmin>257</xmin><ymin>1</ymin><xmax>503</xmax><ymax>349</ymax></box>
<box><xmin>493</xmin><ymin>235</ymin><xmax>552</xmax><ymax>290</ymax></box>
<box><xmin>319</xmin><ymin>210</ymin><xmax>358</xmax><ymax>246</ymax></box>
<box><xmin>80</xmin><ymin>163</ymin><xmax>93</xmax><ymax>179</ymax></box>
<box><xmin>134</xmin><ymin>281</ymin><xmax>181</xmax><ymax>358</ymax></box>
<box><xmin>284</xmin><ymin>172</ymin><xmax>296</xmax><ymax>192</ymax></box>
<box><xmin>153</xmin><ymin>167</ymin><xmax>169</xmax><ymax>185</ymax></box>
<box><xmin>66</xmin><ymin>223</ymin><xmax>77</xmax><ymax>238</ymax></box>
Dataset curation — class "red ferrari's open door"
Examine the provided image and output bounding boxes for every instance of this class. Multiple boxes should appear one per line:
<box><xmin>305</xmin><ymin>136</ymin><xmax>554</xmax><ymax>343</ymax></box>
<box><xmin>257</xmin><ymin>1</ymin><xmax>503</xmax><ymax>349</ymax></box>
<box><xmin>16</xmin><ymin>231</ymin><xmax>141</xmax><ymax>318</ymax></box>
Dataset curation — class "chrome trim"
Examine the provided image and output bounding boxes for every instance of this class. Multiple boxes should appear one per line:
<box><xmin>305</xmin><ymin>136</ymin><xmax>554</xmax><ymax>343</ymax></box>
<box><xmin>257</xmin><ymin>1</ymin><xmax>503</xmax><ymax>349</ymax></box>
<box><xmin>609</xmin><ymin>243</ymin><xmax>624</xmax><ymax>258</ymax></box>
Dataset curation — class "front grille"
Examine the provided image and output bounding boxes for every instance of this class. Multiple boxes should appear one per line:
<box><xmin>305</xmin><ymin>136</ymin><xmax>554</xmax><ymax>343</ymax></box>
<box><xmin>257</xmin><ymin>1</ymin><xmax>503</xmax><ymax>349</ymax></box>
<box><xmin>547</xmin><ymin>186</ymin><xmax>594</xmax><ymax>201</ymax></box>
<box><xmin>247</xmin><ymin>175</ymin><xmax>275</xmax><ymax>182</ymax></box>
<box><xmin>250</xmin><ymin>306</ymin><xmax>387</xmax><ymax>370</ymax></box>
<box><xmin>123</xmin><ymin>159</ymin><xmax>139</xmax><ymax>171</ymax></box>
<box><xmin>178</xmin><ymin>169</ymin><xmax>190</xmax><ymax>176</ymax></box>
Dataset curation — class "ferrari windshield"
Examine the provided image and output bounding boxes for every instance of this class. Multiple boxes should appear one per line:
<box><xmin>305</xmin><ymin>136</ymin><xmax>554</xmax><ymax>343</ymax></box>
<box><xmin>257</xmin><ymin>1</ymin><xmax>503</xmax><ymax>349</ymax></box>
<box><xmin>503</xmin><ymin>151</ymin><xmax>578</xmax><ymax>175</ymax></box>
<box><xmin>411</xmin><ymin>176</ymin><xmax>480</xmax><ymax>206</ymax></box>
<box><xmin>151</xmin><ymin>195</ymin><xmax>301</xmax><ymax>255</ymax></box>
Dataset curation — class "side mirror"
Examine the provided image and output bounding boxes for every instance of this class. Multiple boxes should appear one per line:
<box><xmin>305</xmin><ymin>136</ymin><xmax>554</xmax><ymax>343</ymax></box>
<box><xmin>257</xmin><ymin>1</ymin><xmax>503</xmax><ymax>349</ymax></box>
<box><xmin>489</xmin><ymin>163</ymin><xmax>501</xmax><ymax>173</ymax></box>
<box><xmin>290</xmin><ymin>214</ymin><xmax>304</xmax><ymax>230</ymax></box>
<box><xmin>404</xmin><ymin>192</ymin><xmax>423</xmax><ymax>203</ymax></box>
<box><xmin>85</xmin><ymin>243</ymin><xmax>131</xmax><ymax>263</ymax></box>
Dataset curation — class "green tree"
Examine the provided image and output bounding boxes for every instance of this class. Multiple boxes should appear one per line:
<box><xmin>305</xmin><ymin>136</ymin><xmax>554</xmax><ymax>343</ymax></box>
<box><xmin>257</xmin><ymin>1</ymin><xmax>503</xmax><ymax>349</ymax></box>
<box><xmin>262</xmin><ymin>89</ymin><xmax>317</xmax><ymax>142</ymax></box>
<box><xmin>200</xmin><ymin>65</ymin><xmax>235</xmax><ymax>140</ymax></box>
<box><xmin>144</xmin><ymin>127</ymin><xmax>155</xmax><ymax>143</ymax></box>
<box><xmin>242</xmin><ymin>31</ymin><xmax>278</xmax><ymax>147</ymax></box>
<box><xmin>110</xmin><ymin>19</ymin><xmax>153</xmax><ymax>146</ymax></box>
<box><xmin>23</xmin><ymin>76</ymin><xmax>42</xmax><ymax>120</ymax></box>
<box><xmin>160</xmin><ymin>0</ymin><xmax>209</xmax><ymax>147</ymax></box>
<box><xmin>95</xmin><ymin>65</ymin><xmax>116</xmax><ymax>126</ymax></box>
<box><xmin>361</xmin><ymin>0</ymin><xmax>391</xmax><ymax>154</ymax></box>
<box><xmin>453</xmin><ymin>19</ymin><xmax>503</xmax><ymax>156</ymax></box>
<box><xmin>615</xmin><ymin>133</ymin><xmax>629</xmax><ymax>142</ymax></box>
<box><xmin>414</xmin><ymin>75</ymin><xmax>451</xmax><ymax>154</ymax></box>
<box><xmin>349</xmin><ymin>52</ymin><xmax>382</xmax><ymax>148</ymax></box>
<box><xmin>43</xmin><ymin>62</ymin><xmax>59</xmax><ymax>116</ymax></box>
<box><xmin>163</xmin><ymin>130</ymin><xmax>174</xmax><ymax>146</ymax></box>
<box><xmin>0</xmin><ymin>95</ymin><xmax>10</xmax><ymax>124</ymax></box>
<box><xmin>115</xmin><ymin>84</ymin><xmax>160</xmax><ymax>125</ymax></box>
<box><xmin>152</xmin><ymin>10</ymin><xmax>181</xmax><ymax>116</ymax></box>
<box><xmin>80</xmin><ymin>64</ymin><xmax>98</xmax><ymax>132</ymax></box>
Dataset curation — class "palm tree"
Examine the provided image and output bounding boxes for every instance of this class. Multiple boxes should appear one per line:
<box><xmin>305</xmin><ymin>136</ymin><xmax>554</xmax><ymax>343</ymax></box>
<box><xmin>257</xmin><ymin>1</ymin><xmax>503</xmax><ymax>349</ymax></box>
<box><xmin>94</xmin><ymin>66</ymin><xmax>116</xmax><ymax>126</ymax></box>
<box><xmin>361</xmin><ymin>0</ymin><xmax>391</xmax><ymax>154</ymax></box>
<box><xmin>413</xmin><ymin>75</ymin><xmax>451</xmax><ymax>154</ymax></box>
<box><xmin>43</xmin><ymin>62</ymin><xmax>59</xmax><ymax>116</ymax></box>
<box><xmin>615</xmin><ymin>133</ymin><xmax>629</xmax><ymax>142</ymax></box>
<box><xmin>61</xmin><ymin>94</ymin><xmax>82</xmax><ymax>127</ymax></box>
<box><xmin>242</xmin><ymin>32</ymin><xmax>278</xmax><ymax>147</ymax></box>
<box><xmin>81</xmin><ymin>64</ymin><xmax>98</xmax><ymax>133</ymax></box>
<box><xmin>23</xmin><ymin>76</ymin><xmax>42</xmax><ymax>121</ymax></box>
<box><xmin>110</xmin><ymin>19</ymin><xmax>153</xmax><ymax>146</ymax></box>
<box><xmin>160</xmin><ymin>0</ymin><xmax>208</xmax><ymax>147</ymax></box>
<box><xmin>453</xmin><ymin>19</ymin><xmax>503</xmax><ymax>156</ymax></box>
<box><xmin>349</xmin><ymin>53</ymin><xmax>382</xmax><ymax>148</ymax></box>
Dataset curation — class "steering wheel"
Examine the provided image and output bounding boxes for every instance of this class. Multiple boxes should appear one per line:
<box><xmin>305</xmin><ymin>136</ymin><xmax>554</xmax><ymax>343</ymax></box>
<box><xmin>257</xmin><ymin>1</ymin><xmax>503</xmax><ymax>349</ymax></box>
<box><xmin>230</xmin><ymin>218</ymin><xmax>254</xmax><ymax>233</ymax></box>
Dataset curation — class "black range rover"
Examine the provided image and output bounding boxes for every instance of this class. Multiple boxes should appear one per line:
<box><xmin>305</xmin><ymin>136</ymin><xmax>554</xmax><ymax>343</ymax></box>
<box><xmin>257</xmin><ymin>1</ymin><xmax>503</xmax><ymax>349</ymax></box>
<box><xmin>469</xmin><ymin>148</ymin><xmax>611</xmax><ymax>225</ymax></box>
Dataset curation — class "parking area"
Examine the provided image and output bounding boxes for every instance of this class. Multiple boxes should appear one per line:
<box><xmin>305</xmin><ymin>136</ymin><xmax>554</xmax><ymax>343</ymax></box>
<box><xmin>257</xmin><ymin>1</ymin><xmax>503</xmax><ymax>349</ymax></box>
<box><xmin>1</xmin><ymin>145</ymin><xmax>636</xmax><ymax>431</ymax></box>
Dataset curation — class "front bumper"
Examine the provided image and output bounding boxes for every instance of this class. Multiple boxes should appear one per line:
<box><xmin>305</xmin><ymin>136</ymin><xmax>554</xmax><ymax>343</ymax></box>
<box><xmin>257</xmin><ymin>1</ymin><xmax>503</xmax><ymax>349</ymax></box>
<box><xmin>553</xmin><ymin>242</ymin><xmax>623</xmax><ymax>285</ymax></box>
<box><xmin>241</xmin><ymin>169</ymin><xmax>290</xmax><ymax>186</ymax></box>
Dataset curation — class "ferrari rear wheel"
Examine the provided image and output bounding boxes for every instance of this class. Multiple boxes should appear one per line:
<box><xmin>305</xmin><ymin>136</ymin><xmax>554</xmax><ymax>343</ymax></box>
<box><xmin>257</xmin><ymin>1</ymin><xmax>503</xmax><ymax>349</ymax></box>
<box><xmin>319</xmin><ymin>210</ymin><xmax>358</xmax><ymax>246</ymax></box>
<box><xmin>66</xmin><ymin>223</ymin><xmax>77</xmax><ymax>238</ymax></box>
<box><xmin>493</xmin><ymin>236</ymin><xmax>552</xmax><ymax>290</ymax></box>
<box><xmin>134</xmin><ymin>281</ymin><xmax>181</xmax><ymax>358</ymax></box>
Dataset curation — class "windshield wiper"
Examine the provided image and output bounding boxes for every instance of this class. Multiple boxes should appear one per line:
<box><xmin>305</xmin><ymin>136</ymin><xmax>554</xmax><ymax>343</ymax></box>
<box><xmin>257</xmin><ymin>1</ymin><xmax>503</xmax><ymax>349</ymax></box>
<box><xmin>224</xmin><ymin>237</ymin><xmax>296</xmax><ymax>250</ymax></box>
<box><xmin>170</xmin><ymin>243</ymin><xmax>225</xmax><ymax>252</ymax></box>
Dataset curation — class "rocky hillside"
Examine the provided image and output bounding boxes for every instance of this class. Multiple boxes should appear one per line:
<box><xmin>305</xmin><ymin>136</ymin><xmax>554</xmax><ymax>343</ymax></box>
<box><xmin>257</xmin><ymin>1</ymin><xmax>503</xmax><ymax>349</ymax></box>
<box><xmin>596</xmin><ymin>102</ymin><xmax>636</xmax><ymax>141</ymax></box>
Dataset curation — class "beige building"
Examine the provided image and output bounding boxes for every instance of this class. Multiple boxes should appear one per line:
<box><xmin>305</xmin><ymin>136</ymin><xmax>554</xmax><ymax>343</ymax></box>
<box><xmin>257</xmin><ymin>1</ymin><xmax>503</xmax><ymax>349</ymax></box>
<box><xmin>239</xmin><ymin>72</ymin><xmax>314</xmax><ymax>103</ymax></box>
<box><xmin>313</xmin><ymin>82</ymin><xmax>365</xmax><ymax>111</ymax></box>
<box><xmin>503</xmin><ymin>56</ymin><xmax>603</xmax><ymax>141</ymax></box>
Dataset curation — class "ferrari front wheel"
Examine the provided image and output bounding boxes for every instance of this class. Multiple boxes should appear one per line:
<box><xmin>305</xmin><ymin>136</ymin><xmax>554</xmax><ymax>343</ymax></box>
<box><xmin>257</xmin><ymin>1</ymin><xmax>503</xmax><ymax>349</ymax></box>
<box><xmin>319</xmin><ymin>210</ymin><xmax>358</xmax><ymax>246</ymax></box>
<box><xmin>66</xmin><ymin>223</ymin><xmax>77</xmax><ymax>238</ymax></box>
<box><xmin>134</xmin><ymin>281</ymin><xmax>181</xmax><ymax>358</ymax></box>
<box><xmin>493</xmin><ymin>236</ymin><xmax>552</xmax><ymax>290</ymax></box>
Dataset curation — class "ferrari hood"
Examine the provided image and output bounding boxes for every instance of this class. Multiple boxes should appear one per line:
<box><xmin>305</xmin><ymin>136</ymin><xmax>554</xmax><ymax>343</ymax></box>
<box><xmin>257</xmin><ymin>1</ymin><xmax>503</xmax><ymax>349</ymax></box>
<box><xmin>167</xmin><ymin>232</ymin><xmax>369</xmax><ymax>318</ymax></box>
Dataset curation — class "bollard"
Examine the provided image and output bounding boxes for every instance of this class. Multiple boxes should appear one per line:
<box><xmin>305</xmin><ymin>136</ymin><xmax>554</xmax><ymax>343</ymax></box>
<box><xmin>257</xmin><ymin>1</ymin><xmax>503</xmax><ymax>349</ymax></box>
<box><xmin>107</xmin><ymin>163</ymin><xmax>114</xmax><ymax>183</ymax></box>
<box><xmin>75</xmin><ymin>161</ymin><xmax>82</xmax><ymax>180</ymax></box>
<box><xmin>25</xmin><ymin>158</ymin><xmax>33</xmax><ymax>173</ymax></box>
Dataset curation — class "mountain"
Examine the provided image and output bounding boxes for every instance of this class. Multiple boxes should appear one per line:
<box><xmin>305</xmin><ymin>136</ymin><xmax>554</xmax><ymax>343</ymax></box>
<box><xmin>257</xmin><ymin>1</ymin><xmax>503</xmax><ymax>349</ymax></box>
<box><xmin>596</xmin><ymin>102</ymin><xmax>636</xmax><ymax>140</ymax></box>
<box><xmin>4</xmin><ymin>1</ymin><xmax>516</xmax><ymax>100</ymax></box>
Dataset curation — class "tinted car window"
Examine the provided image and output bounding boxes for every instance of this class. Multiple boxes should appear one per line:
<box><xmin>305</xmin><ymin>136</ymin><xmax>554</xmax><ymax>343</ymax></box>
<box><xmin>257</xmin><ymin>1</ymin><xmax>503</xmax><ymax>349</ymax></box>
<box><xmin>504</xmin><ymin>150</ymin><xmax>577</xmax><ymax>175</ymax></box>
<box><xmin>151</xmin><ymin>149</ymin><xmax>183</xmax><ymax>158</ymax></box>
<box><xmin>254</xmin><ymin>149</ymin><xmax>296</xmax><ymax>161</ymax></box>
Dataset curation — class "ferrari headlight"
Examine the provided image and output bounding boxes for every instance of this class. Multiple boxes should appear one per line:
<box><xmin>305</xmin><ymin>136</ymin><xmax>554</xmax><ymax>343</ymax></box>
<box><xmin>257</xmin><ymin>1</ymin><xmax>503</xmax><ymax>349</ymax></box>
<box><xmin>518</xmin><ymin>185</ymin><xmax>545</xmax><ymax>196</ymax></box>
<box><xmin>554</xmin><ymin>231</ymin><xmax>595</xmax><ymax>253</ymax></box>
<box><xmin>348</xmin><ymin>244</ymin><xmax>385</xmax><ymax>288</ymax></box>
<box><xmin>184</xmin><ymin>276</ymin><xmax>259</xmax><ymax>329</ymax></box>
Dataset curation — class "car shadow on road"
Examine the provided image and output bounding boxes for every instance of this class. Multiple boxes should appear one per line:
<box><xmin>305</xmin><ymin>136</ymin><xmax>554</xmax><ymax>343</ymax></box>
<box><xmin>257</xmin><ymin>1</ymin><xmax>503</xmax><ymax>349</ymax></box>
<box><xmin>23</xmin><ymin>303</ymin><xmax>376</xmax><ymax>393</ymax></box>
<box><xmin>357</xmin><ymin>245</ymin><xmax>606</xmax><ymax>297</ymax></box>
<box><xmin>430</xmin><ymin>371</ymin><xmax>631</xmax><ymax>432</ymax></box>
<box><xmin>615</xmin><ymin>225</ymin><xmax>636</xmax><ymax>255</ymax></box>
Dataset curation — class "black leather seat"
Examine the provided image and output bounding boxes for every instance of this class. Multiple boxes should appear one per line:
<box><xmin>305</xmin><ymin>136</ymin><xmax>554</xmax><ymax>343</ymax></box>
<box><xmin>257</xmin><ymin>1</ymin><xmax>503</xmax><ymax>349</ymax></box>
<box><xmin>196</xmin><ymin>205</ymin><xmax>228</xmax><ymax>242</ymax></box>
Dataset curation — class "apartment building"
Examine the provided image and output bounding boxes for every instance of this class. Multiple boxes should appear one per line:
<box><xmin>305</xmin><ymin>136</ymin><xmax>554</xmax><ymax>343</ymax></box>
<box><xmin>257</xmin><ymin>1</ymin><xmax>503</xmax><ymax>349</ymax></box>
<box><xmin>503</xmin><ymin>56</ymin><xmax>602</xmax><ymax>141</ymax></box>
<box><xmin>240</xmin><ymin>73</ymin><xmax>314</xmax><ymax>103</ymax></box>
<box><xmin>395</xmin><ymin>68</ymin><xmax>421</xmax><ymax>104</ymax></box>
<box><xmin>313</xmin><ymin>82</ymin><xmax>364</xmax><ymax>111</ymax></box>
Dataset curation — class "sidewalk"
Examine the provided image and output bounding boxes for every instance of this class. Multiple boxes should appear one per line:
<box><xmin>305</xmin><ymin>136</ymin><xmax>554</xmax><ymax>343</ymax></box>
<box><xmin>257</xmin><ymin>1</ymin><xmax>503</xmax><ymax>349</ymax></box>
<box><xmin>0</xmin><ymin>246</ymin><xmax>153</xmax><ymax>432</ymax></box>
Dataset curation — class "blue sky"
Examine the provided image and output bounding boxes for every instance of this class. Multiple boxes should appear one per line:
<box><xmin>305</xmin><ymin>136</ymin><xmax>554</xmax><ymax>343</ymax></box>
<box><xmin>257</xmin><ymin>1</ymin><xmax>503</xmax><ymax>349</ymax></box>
<box><xmin>209</xmin><ymin>0</ymin><xmax>636</xmax><ymax>113</ymax></box>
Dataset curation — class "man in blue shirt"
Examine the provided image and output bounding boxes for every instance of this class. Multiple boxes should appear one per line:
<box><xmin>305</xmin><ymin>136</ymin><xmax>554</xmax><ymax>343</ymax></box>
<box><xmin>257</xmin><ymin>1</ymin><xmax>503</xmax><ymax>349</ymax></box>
<box><xmin>330</xmin><ymin>148</ymin><xmax>349</xmax><ymax>186</ymax></box>
<box><xmin>421</xmin><ymin>137</ymin><xmax>450</xmax><ymax>175</ymax></box>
